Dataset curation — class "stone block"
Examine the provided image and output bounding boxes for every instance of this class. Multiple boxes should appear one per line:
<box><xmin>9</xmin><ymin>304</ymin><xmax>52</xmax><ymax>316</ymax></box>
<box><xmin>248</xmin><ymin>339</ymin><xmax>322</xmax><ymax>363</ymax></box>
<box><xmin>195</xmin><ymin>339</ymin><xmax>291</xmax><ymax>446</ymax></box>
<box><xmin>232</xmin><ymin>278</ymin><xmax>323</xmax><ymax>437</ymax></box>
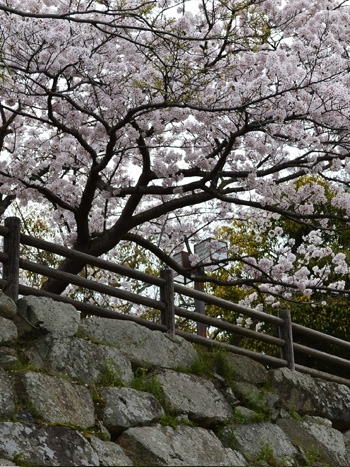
<box><xmin>225</xmin><ymin>352</ymin><xmax>267</xmax><ymax>384</ymax></box>
<box><xmin>277</xmin><ymin>417</ymin><xmax>348</xmax><ymax>466</ymax></box>
<box><xmin>0</xmin><ymin>459</ymin><xmax>15</xmax><ymax>466</ymax></box>
<box><xmin>118</xmin><ymin>424</ymin><xmax>246</xmax><ymax>466</ymax></box>
<box><xmin>0</xmin><ymin>422</ymin><xmax>99</xmax><ymax>466</ymax></box>
<box><xmin>15</xmin><ymin>296</ymin><xmax>80</xmax><ymax>338</ymax></box>
<box><xmin>89</xmin><ymin>435</ymin><xmax>133</xmax><ymax>466</ymax></box>
<box><xmin>99</xmin><ymin>387</ymin><xmax>164</xmax><ymax>435</ymax></box>
<box><xmin>79</xmin><ymin>316</ymin><xmax>197</xmax><ymax>369</ymax></box>
<box><xmin>25</xmin><ymin>335</ymin><xmax>133</xmax><ymax>385</ymax></box>
<box><xmin>14</xmin><ymin>371</ymin><xmax>95</xmax><ymax>429</ymax></box>
<box><xmin>0</xmin><ymin>368</ymin><xmax>15</xmax><ymax>419</ymax></box>
<box><xmin>231</xmin><ymin>381</ymin><xmax>265</xmax><ymax>408</ymax></box>
<box><xmin>230</xmin><ymin>422</ymin><xmax>298</xmax><ymax>466</ymax></box>
<box><xmin>268</xmin><ymin>367</ymin><xmax>350</xmax><ymax>430</ymax></box>
<box><xmin>0</xmin><ymin>294</ymin><xmax>16</xmax><ymax>320</ymax></box>
<box><xmin>156</xmin><ymin>369</ymin><xmax>234</xmax><ymax>426</ymax></box>
<box><xmin>0</xmin><ymin>317</ymin><xmax>17</xmax><ymax>346</ymax></box>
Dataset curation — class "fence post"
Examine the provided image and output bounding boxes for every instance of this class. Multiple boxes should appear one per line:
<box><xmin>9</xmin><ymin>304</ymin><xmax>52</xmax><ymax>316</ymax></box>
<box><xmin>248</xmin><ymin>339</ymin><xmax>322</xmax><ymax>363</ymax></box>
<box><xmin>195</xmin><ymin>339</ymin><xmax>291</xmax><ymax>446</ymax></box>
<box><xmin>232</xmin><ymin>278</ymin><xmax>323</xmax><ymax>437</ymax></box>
<box><xmin>3</xmin><ymin>217</ymin><xmax>21</xmax><ymax>302</ymax></box>
<box><xmin>160</xmin><ymin>269</ymin><xmax>175</xmax><ymax>336</ymax></box>
<box><xmin>194</xmin><ymin>266</ymin><xmax>206</xmax><ymax>337</ymax></box>
<box><xmin>278</xmin><ymin>309</ymin><xmax>295</xmax><ymax>370</ymax></box>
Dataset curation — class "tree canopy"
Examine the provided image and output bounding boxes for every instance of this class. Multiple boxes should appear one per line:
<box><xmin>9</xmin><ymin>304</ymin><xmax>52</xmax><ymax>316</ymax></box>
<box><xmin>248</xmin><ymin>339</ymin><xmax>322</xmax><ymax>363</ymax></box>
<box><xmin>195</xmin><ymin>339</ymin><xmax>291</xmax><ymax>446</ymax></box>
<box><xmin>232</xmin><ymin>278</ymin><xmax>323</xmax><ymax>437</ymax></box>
<box><xmin>1</xmin><ymin>0</ymin><xmax>350</xmax><ymax>303</ymax></box>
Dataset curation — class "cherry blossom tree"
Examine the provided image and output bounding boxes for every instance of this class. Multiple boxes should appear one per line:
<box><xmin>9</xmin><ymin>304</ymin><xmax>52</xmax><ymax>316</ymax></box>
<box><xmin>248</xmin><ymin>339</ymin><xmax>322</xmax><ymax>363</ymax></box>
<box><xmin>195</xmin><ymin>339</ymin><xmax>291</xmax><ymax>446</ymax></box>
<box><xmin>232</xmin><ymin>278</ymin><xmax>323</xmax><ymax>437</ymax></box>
<box><xmin>207</xmin><ymin>177</ymin><xmax>350</xmax><ymax>337</ymax></box>
<box><xmin>1</xmin><ymin>0</ymin><xmax>350</xmax><ymax>302</ymax></box>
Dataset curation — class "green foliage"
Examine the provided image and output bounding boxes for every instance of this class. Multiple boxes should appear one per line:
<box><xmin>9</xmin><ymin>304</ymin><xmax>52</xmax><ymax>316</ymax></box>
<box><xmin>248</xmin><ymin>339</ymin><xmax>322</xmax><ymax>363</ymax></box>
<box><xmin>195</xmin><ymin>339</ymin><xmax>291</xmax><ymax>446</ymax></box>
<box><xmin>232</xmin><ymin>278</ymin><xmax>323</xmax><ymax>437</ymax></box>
<box><xmin>302</xmin><ymin>447</ymin><xmax>329</xmax><ymax>467</ymax></box>
<box><xmin>206</xmin><ymin>176</ymin><xmax>350</xmax><ymax>377</ymax></box>
<box><xmin>98</xmin><ymin>361</ymin><xmax>125</xmax><ymax>387</ymax></box>
<box><xmin>132</xmin><ymin>368</ymin><xmax>165</xmax><ymax>405</ymax></box>
<box><xmin>250</xmin><ymin>442</ymin><xmax>279</xmax><ymax>467</ymax></box>
<box><xmin>180</xmin><ymin>346</ymin><xmax>239</xmax><ymax>385</ymax></box>
<box><xmin>288</xmin><ymin>408</ymin><xmax>303</xmax><ymax>421</ymax></box>
<box><xmin>12</xmin><ymin>452</ymin><xmax>34</xmax><ymax>467</ymax></box>
<box><xmin>7</xmin><ymin>352</ymin><xmax>36</xmax><ymax>373</ymax></box>
<box><xmin>82</xmin><ymin>426</ymin><xmax>111</xmax><ymax>442</ymax></box>
<box><xmin>211</xmin><ymin>349</ymin><xmax>240</xmax><ymax>386</ymax></box>
<box><xmin>225</xmin><ymin>425</ymin><xmax>237</xmax><ymax>450</ymax></box>
<box><xmin>158</xmin><ymin>413</ymin><xmax>196</xmax><ymax>429</ymax></box>
<box><xmin>233</xmin><ymin>404</ymin><xmax>270</xmax><ymax>424</ymax></box>
<box><xmin>159</xmin><ymin>413</ymin><xmax>179</xmax><ymax>429</ymax></box>
<box><xmin>179</xmin><ymin>345</ymin><xmax>214</xmax><ymax>376</ymax></box>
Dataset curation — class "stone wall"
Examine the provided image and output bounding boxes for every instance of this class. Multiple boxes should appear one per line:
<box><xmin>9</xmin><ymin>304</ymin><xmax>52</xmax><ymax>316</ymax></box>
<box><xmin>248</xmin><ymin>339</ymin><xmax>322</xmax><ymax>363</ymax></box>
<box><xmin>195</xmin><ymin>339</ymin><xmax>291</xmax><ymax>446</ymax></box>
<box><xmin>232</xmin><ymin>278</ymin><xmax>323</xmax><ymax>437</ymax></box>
<box><xmin>0</xmin><ymin>293</ymin><xmax>350</xmax><ymax>466</ymax></box>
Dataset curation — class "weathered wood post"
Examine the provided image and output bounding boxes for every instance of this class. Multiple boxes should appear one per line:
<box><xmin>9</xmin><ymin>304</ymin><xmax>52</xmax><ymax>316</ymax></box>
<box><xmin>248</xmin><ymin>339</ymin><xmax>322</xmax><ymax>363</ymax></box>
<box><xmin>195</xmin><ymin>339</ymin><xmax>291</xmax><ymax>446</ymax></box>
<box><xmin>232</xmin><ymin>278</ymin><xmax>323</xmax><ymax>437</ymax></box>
<box><xmin>3</xmin><ymin>217</ymin><xmax>21</xmax><ymax>302</ymax></box>
<box><xmin>194</xmin><ymin>266</ymin><xmax>206</xmax><ymax>337</ymax></box>
<box><xmin>160</xmin><ymin>269</ymin><xmax>175</xmax><ymax>336</ymax></box>
<box><xmin>278</xmin><ymin>309</ymin><xmax>295</xmax><ymax>370</ymax></box>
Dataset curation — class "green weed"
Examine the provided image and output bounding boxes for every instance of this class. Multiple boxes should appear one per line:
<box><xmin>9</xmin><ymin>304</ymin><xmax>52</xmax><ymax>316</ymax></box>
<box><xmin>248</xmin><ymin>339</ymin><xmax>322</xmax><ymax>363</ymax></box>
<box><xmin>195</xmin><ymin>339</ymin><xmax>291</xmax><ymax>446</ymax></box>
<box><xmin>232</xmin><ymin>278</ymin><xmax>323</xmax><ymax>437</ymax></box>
<box><xmin>132</xmin><ymin>368</ymin><xmax>165</xmax><ymax>405</ymax></box>
<box><xmin>159</xmin><ymin>413</ymin><xmax>179</xmax><ymax>429</ymax></box>
<box><xmin>302</xmin><ymin>447</ymin><xmax>330</xmax><ymax>467</ymax></box>
<box><xmin>251</xmin><ymin>442</ymin><xmax>278</xmax><ymax>466</ymax></box>
<box><xmin>13</xmin><ymin>452</ymin><xmax>34</xmax><ymax>467</ymax></box>
<box><xmin>98</xmin><ymin>361</ymin><xmax>125</xmax><ymax>387</ymax></box>
<box><xmin>179</xmin><ymin>346</ymin><xmax>239</xmax><ymax>385</ymax></box>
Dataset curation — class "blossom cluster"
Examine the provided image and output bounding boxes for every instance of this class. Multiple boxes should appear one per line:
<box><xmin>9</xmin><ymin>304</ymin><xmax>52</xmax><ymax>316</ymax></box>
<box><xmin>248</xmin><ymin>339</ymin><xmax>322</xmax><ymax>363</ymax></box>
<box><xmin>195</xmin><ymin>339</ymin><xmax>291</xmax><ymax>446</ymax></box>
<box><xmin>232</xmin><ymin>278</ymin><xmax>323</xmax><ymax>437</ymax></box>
<box><xmin>1</xmin><ymin>0</ymin><xmax>350</xmax><ymax>302</ymax></box>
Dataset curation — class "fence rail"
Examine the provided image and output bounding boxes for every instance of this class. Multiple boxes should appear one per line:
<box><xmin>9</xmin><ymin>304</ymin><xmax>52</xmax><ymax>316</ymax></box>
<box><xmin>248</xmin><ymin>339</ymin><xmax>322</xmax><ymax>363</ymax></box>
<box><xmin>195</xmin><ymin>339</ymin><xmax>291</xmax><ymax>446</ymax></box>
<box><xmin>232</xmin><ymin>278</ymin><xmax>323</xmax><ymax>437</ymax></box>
<box><xmin>1</xmin><ymin>217</ymin><xmax>350</xmax><ymax>386</ymax></box>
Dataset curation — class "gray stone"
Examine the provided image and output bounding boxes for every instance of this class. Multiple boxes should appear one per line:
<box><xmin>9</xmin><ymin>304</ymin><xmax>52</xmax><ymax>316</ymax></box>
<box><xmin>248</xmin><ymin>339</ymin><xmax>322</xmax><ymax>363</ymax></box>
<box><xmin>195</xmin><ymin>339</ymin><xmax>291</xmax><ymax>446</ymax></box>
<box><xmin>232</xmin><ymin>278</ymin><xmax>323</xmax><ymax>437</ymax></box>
<box><xmin>225</xmin><ymin>352</ymin><xmax>267</xmax><ymax>384</ymax></box>
<box><xmin>268</xmin><ymin>367</ymin><xmax>350</xmax><ymax>430</ymax></box>
<box><xmin>15</xmin><ymin>296</ymin><xmax>80</xmax><ymax>338</ymax></box>
<box><xmin>16</xmin><ymin>409</ymin><xmax>35</xmax><ymax>423</ymax></box>
<box><xmin>0</xmin><ymin>459</ymin><xmax>15</xmax><ymax>466</ymax></box>
<box><xmin>344</xmin><ymin>429</ymin><xmax>350</xmax><ymax>462</ymax></box>
<box><xmin>230</xmin><ymin>422</ymin><xmax>298</xmax><ymax>466</ymax></box>
<box><xmin>217</xmin><ymin>424</ymin><xmax>237</xmax><ymax>449</ymax></box>
<box><xmin>0</xmin><ymin>355</ymin><xmax>17</xmax><ymax>369</ymax></box>
<box><xmin>79</xmin><ymin>316</ymin><xmax>197</xmax><ymax>369</ymax></box>
<box><xmin>0</xmin><ymin>347</ymin><xmax>18</xmax><ymax>369</ymax></box>
<box><xmin>0</xmin><ymin>294</ymin><xmax>16</xmax><ymax>320</ymax></box>
<box><xmin>117</xmin><ymin>424</ymin><xmax>246</xmax><ymax>466</ymax></box>
<box><xmin>0</xmin><ymin>317</ymin><xmax>17</xmax><ymax>346</ymax></box>
<box><xmin>264</xmin><ymin>392</ymin><xmax>282</xmax><ymax>421</ymax></box>
<box><xmin>99</xmin><ymin>387</ymin><xmax>164</xmax><ymax>435</ymax></box>
<box><xmin>0</xmin><ymin>294</ymin><xmax>349</xmax><ymax>467</ymax></box>
<box><xmin>0</xmin><ymin>368</ymin><xmax>15</xmax><ymax>419</ymax></box>
<box><xmin>277</xmin><ymin>417</ymin><xmax>349</xmax><ymax>466</ymax></box>
<box><xmin>234</xmin><ymin>406</ymin><xmax>260</xmax><ymax>422</ymax></box>
<box><xmin>25</xmin><ymin>335</ymin><xmax>133</xmax><ymax>385</ymax></box>
<box><xmin>156</xmin><ymin>369</ymin><xmax>234</xmax><ymax>426</ymax></box>
<box><xmin>222</xmin><ymin>387</ymin><xmax>240</xmax><ymax>406</ymax></box>
<box><xmin>14</xmin><ymin>371</ymin><xmax>95</xmax><ymax>429</ymax></box>
<box><xmin>0</xmin><ymin>422</ymin><xmax>99</xmax><ymax>466</ymax></box>
<box><xmin>303</xmin><ymin>415</ymin><xmax>333</xmax><ymax>426</ymax></box>
<box><xmin>89</xmin><ymin>435</ymin><xmax>133</xmax><ymax>466</ymax></box>
<box><xmin>231</xmin><ymin>381</ymin><xmax>265</xmax><ymax>408</ymax></box>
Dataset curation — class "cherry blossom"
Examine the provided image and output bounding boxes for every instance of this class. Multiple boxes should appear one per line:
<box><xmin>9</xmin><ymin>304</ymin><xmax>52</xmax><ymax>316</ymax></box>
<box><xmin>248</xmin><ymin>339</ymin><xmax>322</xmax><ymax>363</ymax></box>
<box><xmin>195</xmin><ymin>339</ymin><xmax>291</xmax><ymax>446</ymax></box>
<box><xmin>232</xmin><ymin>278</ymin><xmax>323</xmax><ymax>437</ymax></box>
<box><xmin>0</xmin><ymin>0</ymin><xmax>350</xmax><ymax>302</ymax></box>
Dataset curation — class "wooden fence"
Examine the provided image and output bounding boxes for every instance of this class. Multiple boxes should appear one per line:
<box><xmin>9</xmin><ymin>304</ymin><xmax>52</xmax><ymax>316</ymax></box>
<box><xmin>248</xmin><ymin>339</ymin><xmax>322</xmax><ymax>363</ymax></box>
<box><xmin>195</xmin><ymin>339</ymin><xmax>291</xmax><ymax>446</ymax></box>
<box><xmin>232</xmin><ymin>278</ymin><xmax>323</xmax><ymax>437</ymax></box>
<box><xmin>1</xmin><ymin>217</ymin><xmax>350</xmax><ymax>386</ymax></box>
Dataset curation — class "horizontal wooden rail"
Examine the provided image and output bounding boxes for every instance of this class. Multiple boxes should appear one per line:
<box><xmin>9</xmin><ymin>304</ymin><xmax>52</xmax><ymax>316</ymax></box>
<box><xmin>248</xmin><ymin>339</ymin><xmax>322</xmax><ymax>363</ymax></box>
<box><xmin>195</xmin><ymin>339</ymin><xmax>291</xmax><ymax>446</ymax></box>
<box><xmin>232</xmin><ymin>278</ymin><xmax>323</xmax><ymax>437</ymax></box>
<box><xmin>175</xmin><ymin>330</ymin><xmax>288</xmax><ymax>368</ymax></box>
<box><xmin>295</xmin><ymin>364</ymin><xmax>350</xmax><ymax>386</ymax></box>
<box><xmin>20</xmin><ymin>255</ymin><xmax>285</xmax><ymax>350</ymax></box>
<box><xmin>18</xmin><ymin>284</ymin><xmax>167</xmax><ymax>331</ymax></box>
<box><xmin>174</xmin><ymin>305</ymin><xmax>285</xmax><ymax>347</ymax></box>
<box><xmin>0</xmin><ymin>225</ymin><xmax>9</xmax><ymax>236</ymax></box>
<box><xmin>293</xmin><ymin>343</ymin><xmax>350</xmax><ymax>368</ymax></box>
<box><xmin>20</xmin><ymin>258</ymin><xmax>165</xmax><ymax>311</ymax></box>
<box><xmin>20</xmin><ymin>232</ymin><xmax>165</xmax><ymax>287</ymax></box>
<box><xmin>174</xmin><ymin>282</ymin><xmax>284</xmax><ymax>326</ymax></box>
<box><xmin>293</xmin><ymin>322</ymin><xmax>350</xmax><ymax>351</ymax></box>
<box><xmin>1</xmin><ymin>216</ymin><xmax>350</xmax><ymax>386</ymax></box>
